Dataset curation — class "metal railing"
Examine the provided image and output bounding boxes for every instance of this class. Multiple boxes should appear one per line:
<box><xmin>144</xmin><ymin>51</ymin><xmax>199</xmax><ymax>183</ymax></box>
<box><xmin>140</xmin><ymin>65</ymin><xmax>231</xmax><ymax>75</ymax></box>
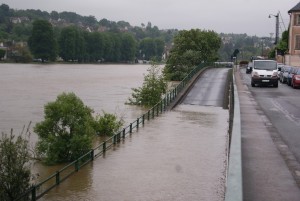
<box><xmin>15</xmin><ymin>63</ymin><xmax>212</xmax><ymax>201</ymax></box>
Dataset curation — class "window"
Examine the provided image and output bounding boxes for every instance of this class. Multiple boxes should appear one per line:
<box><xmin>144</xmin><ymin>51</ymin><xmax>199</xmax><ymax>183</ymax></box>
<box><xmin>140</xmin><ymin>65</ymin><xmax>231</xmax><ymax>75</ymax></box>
<box><xmin>294</xmin><ymin>14</ymin><xmax>300</xmax><ymax>25</ymax></box>
<box><xmin>295</xmin><ymin>35</ymin><xmax>300</xmax><ymax>50</ymax></box>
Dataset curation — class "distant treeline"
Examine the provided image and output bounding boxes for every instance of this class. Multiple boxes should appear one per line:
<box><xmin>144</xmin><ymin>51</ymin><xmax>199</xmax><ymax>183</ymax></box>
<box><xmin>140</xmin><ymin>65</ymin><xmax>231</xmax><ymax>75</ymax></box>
<box><xmin>0</xmin><ymin>3</ymin><xmax>177</xmax><ymax>62</ymax></box>
<box><xmin>0</xmin><ymin>3</ymin><xmax>275</xmax><ymax>63</ymax></box>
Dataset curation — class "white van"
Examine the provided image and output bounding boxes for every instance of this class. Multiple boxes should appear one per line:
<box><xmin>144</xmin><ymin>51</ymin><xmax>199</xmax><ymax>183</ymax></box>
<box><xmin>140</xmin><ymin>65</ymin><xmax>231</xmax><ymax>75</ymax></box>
<box><xmin>251</xmin><ymin>60</ymin><xmax>279</xmax><ymax>87</ymax></box>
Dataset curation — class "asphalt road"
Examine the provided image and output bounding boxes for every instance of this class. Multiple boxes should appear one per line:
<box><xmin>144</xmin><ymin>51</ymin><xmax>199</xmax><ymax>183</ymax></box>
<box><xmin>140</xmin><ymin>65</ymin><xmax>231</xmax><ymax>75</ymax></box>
<box><xmin>182</xmin><ymin>68</ymin><xmax>229</xmax><ymax>107</ymax></box>
<box><xmin>240</xmin><ymin>67</ymin><xmax>300</xmax><ymax>168</ymax></box>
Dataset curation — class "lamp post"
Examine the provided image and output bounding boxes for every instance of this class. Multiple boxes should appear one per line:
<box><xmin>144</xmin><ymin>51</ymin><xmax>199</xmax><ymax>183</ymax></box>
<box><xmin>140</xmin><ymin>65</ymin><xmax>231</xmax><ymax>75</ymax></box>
<box><xmin>268</xmin><ymin>13</ymin><xmax>279</xmax><ymax>45</ymax></box>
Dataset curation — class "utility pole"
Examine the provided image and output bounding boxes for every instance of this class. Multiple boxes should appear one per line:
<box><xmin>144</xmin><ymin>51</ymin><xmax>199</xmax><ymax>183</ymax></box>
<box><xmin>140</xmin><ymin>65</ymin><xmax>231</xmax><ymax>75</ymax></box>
<box><xmin>269</xmin><ymin>12</ymin><xmax>279</xmax><ymax>45</ymax></box>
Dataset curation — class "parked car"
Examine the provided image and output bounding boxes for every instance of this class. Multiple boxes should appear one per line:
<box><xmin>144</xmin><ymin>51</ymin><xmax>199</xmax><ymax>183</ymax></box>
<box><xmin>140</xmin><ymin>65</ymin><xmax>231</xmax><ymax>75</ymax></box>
<box><xmin>287</xmin><ymin>67</ymin><xmax>298</xmax><ymax>86</ymax></box>
<box><xmin>291</xmin><ymin>68</ymin><xmax>300</xmax><ymax>88</ymax></box>
<box><xmin>279</xmin><ymin>65</ymin><xmax>292</xmax><ymax>83</ymax></box>
<box><xmin>277</xmin><ymin>63</ymin><xmax>284</xmax><ymax>80</ymax></box>
<box><xmin>246</xmin><ymin>63</ymin><xmax>252</xmax><ymax>74</ymax></box>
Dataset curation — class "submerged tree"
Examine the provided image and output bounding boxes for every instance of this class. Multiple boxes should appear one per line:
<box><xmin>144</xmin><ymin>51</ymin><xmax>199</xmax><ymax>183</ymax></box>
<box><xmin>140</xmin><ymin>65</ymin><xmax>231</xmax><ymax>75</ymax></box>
<box><xmin>0</xmin><ymin>129</ymin><xmax>31</xmax><ymax>201</ymax></box>
<box><xmin>94</xmin><ymin>111</ymin><xmax>124</xmax><ymax>136</ymax></box>
<box><xmin>128</xmin><ymin>62</ymin><xmax>167</xmax><ymax>107</ymax></box>
<box><xmin>34</xmin><ymin>92</ymin><xmax>95</xmax><ymax>164</ymax></box>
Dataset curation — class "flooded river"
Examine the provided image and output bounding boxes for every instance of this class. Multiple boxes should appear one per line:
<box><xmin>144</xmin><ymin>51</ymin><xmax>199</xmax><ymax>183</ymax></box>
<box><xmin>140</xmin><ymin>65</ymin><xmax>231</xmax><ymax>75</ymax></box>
<box><xmin>0</xmin><ymin>64</ymin><xmax>228</xmax><ymax>200</ymax></box>
<box><xmin>0</xmin><ymin>63</ymin><xmax>148</xmax><ymax>143</ymax></box>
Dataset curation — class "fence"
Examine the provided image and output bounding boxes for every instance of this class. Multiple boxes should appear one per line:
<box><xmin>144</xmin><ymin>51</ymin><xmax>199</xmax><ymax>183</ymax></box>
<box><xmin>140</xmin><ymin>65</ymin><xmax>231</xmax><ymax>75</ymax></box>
<box><xmin>15</xmin><ymin>63</ymin><xmax>212</xmax><ymax>201</ymax></box>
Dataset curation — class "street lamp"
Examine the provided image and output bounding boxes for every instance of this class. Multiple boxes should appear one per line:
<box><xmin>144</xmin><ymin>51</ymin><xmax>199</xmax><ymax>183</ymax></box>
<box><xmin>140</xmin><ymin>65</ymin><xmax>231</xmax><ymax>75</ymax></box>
<box><xmin>268</xmin><ymin>13</ymin><xmax>279</xmax><ymax>45</ymax></box>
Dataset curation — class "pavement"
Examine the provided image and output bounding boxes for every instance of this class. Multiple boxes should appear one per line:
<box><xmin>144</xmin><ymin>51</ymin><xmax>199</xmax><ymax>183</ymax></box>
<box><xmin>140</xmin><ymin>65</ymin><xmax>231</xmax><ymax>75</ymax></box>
<box><xmin>234</xmin><ymin>67</ymin><xmax>300</xmax><ymax>201</ymax></box>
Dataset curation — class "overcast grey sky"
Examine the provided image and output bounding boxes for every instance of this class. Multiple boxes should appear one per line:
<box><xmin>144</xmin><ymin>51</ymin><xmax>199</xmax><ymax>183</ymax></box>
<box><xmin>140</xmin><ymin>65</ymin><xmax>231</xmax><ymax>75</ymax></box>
<box><xmin>1</xmin><ymin>0</ymin><xmax>298</xmax><ymax>37</ymax></box>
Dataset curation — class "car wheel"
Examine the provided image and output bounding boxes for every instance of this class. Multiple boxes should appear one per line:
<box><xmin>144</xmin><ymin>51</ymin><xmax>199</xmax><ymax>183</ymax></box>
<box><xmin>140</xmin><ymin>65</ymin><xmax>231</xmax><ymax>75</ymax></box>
<box><xmin>251</xmin><ymin>82</ymin><xmax>255</xmax><ymax>87</ymax></box>
<box><xmin>274</xmin><ymin>83</ymin><xmax>278</xmax><ymax>88</ymax></box>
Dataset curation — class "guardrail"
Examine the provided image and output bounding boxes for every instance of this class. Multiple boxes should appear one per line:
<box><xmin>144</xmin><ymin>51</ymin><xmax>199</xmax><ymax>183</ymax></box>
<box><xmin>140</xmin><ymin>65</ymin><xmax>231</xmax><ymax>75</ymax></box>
<box><xmin>225</xmin><ymin>69</ymin><xmax>243</xmax><ymax>201</ymax></box>
<box><xmin>15</xmin><ymin>63</ymin><xmax>213</xmax><ymax>201</ymax></box>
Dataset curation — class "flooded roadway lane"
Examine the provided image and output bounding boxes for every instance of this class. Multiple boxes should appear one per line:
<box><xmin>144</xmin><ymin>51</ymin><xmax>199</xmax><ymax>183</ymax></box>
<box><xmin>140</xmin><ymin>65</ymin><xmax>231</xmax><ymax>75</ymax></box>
<box><xmin>43</xmin><ymin>68</ymin><xmax>229</xmax><ymax>201</ymax></box>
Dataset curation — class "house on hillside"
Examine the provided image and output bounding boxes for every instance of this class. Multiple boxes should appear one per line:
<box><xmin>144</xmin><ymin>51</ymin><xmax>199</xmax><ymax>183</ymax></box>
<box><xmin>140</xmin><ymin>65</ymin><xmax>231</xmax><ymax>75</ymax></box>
<box><xmin>286</xmin><ymin>1</ymin><xmax>300</xmax><ymax>66</ymax></box>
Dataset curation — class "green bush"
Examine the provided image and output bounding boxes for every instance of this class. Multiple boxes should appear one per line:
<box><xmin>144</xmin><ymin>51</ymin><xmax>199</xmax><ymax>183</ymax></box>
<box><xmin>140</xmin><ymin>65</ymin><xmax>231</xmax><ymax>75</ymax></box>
<box><xmin>128</xmin><ymin>62</ymin><xmax>167</xmax><ymax>107</ymax></box>
<box><xmin>0</xmin><ymin>129</ymin><xmax>31</xmax><ymax>201</ymax></box>
<box><xmin>94</xmin><ymin>111</ymin><xmax>124</xmax><ymax>136</ymax></box>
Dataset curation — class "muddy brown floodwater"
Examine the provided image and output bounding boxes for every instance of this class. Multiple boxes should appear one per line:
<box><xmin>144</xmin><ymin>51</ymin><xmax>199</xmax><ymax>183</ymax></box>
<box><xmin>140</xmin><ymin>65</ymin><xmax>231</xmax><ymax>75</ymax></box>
<box><xmin>0</xmin><ymin>64</ymin><xmax>228</xmax><ymax>201</ymax></box>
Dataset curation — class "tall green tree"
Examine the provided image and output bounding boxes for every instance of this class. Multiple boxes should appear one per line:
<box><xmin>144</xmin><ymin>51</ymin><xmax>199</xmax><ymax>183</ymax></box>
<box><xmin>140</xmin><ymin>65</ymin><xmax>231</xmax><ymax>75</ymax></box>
<box><xmin>0</xmin><ymin>131</ymin><xmax>31</xmax><ymax>201</ymax></box>
<box><xmin>28</xmin><ymin>20</ymin><xmax>57</xmax><ymax>62</ymax></box>
<box><xmin>59</xmin><ymin>26</ymin><xmax>85</xmax><ymax>62</ymax></box>
<box><xmin>139</xmin><ymin>37</ymin><xmax>157</xmax><ymax>60</ymax></box>
<box><xmin>164</xmin><ymin>29</ymin><xmax>221</xmax><ymax>81</ymax></box>
<box><xmin>85</xmin><ymin>32</ymin><xmax>104</xmax><ymax>62</ymax></box>
<box><xmin>34</xmin><ymin>92</ymin><xmax>95</xmax><ymax>164</ymax></box>
<box><xmin>120</xmin><ymin>33</ymin><xmax>136</xmax><ymax>62</ymax></box>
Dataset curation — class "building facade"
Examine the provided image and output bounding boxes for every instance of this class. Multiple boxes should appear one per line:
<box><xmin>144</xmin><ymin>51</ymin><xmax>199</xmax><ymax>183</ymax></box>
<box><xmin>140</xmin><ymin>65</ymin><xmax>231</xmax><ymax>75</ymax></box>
<box><xmin>286</xmin><ymin>2</ymin><xmax>300</xmax><ymax>66</ymax></box>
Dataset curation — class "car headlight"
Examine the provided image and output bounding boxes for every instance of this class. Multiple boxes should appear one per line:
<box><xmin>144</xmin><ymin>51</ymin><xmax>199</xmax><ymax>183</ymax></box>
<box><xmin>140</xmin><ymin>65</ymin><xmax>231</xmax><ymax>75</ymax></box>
<box><xmin>252</xmin><ymin>72</ymin><xmax>259</xmax><ymax>77</ymax></box>
<box><xmin>272</xmin><ymin>72</ymin><xmax>278</xmax><ymax>78</ymax></box>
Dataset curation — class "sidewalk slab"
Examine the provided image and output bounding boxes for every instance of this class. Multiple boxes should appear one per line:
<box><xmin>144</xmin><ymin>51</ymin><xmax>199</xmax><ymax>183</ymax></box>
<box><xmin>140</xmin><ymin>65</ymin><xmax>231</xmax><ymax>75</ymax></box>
<box><xmin>235</xmin><ymin>69</ymin><xmax>300</xmax><ymax>201</ymax></box>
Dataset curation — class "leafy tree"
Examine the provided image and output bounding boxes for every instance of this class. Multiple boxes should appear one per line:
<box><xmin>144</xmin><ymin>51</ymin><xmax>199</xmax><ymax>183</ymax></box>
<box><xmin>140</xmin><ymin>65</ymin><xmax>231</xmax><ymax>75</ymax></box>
<box><xmin>276</xmin><ymin>30</ymin><xmax>289</xmax><ymax>56</ymax></box>
<box><xmin>50</xmin><ymin>11</ymin><xmax>59</xmax><ymax>20</ymax></box>
<box><xmin>94</xmin><ymin>111</ymin><xmax>124</xmax><ymax>136</ymax></box>
<box><xmin>34</xmin><ymin>92</ymin><xmax>95</xmax><ymax>164</ymax></box>
<box><xmin>85</xmin><ymin>32</ymin><xmax>104</xmax><ymax>62</ymax></box>
<box><xmin>128</xmin><ymin>62</ymin><xmax>167</xmax><ymax>107</ymax></box>
<box><xmin>28</xmin><ymin>20</ymin><xmax>57</xmax><ymax>62</ymax></box>
<box><xmin>0</xmin><ymin>130</ymin><xmax>31</xmax><ymax>201</ymax></box>
<box><xmin>139</xmin><ymin>37</ymin><xmax>157</xmax><ymax>60</ymax></box>
<box><xmin>164</xmin><ymin>29</ymin><xmax>221</xmax><ymax>81</ymax></box>
<box><xmin>99</xmin><ymin>18</ymin><xmax>110</xmax><ymax>27</ymax></box>
<box><xmin>109</xmin><ymin>33</ymin><xmax>121</xmax><ymax>62</ymax></box>
<box><xmin>154</xmin><ymin>38</ymin><xmax>165</xmax><ymax>61</ymax></box>
<box><xmin>120</xmin><ymin>33</ymin><xmax>136</xmax><ymax>62</ymax></box>
<box><xmin>59</xmin><ymin>26</ymin><xmax>85</xmax><ymax>62</ymax></box>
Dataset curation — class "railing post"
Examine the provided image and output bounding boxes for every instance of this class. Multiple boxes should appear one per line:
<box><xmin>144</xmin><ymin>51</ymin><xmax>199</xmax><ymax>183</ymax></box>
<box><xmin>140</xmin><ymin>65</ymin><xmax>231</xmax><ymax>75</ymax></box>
<box><xmin>113</xmin><ymin>134</ymin><xmax>117</xmax><ymax>144</ymax></box>
<box><xmin>117</xmin><ymin>132</ymin><xmax>121</xmax><ymax>142</ymax></box>
<box><xmin>152</xmin><ymin>107</ymin><xmax>155</xmax><ymax>119</ymax></box>
<box><xmin>103</xmin><ymin>141</ymin><xmax>106</xmax><ymax>153</ymax></box>
<box><xmin>142</xmin><ymin>114</ymin><xmax>145</xmax><ymax>125</ymax></box>
<box><xmin>122</xmin><ymin>128</ymin><xmax>125</xmax><ymax>138</ymax></box>
<box><xmin>91</xmin><ymin>149</ymin><xmax>94</xmax><ymax>161</ymax></box>
<box><xmin>130</xmin><ymin>123</ymin><xmax>133</xmax><ymax>133</ymax></box>
<box><xmin>31</xmin><ymin>185</ymin><xmax>37</xmax><ymax>201</ymax></box>
<box><xmin>75</xmin><ymin>160</ymin><xmax>79</xmax><ymax>172</ymax></box>
<box><xmin>160</xmin><ymin>101</ymin><xmax>163</xmax><ymax>113</ymax></box>
<box><xmin>147</xmin><ymin>110</ymin><xmax>150</xmax><ymax>120</ymax></box>
<box><xmin>137</xmin><ymin>118</ymin><xmax>139</xmax><ymax>129</ymax></box>
<box><xmin>56</xmin><ymin>171</ymin><xmax>60</xmax><ymax>185</ymax></box>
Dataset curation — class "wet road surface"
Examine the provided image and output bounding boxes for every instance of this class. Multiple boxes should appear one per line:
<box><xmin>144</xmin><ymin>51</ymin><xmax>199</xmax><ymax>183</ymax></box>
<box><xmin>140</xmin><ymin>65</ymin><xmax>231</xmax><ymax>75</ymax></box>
<box><xmin>42</xmin><ymin>67</ymin><xmax>230</xmax><ymax>201</ymax></box>
<box><xmin>182</xmin><ymin>68</ymin><xmax>229</xmax><ymax>107</ymax></box>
